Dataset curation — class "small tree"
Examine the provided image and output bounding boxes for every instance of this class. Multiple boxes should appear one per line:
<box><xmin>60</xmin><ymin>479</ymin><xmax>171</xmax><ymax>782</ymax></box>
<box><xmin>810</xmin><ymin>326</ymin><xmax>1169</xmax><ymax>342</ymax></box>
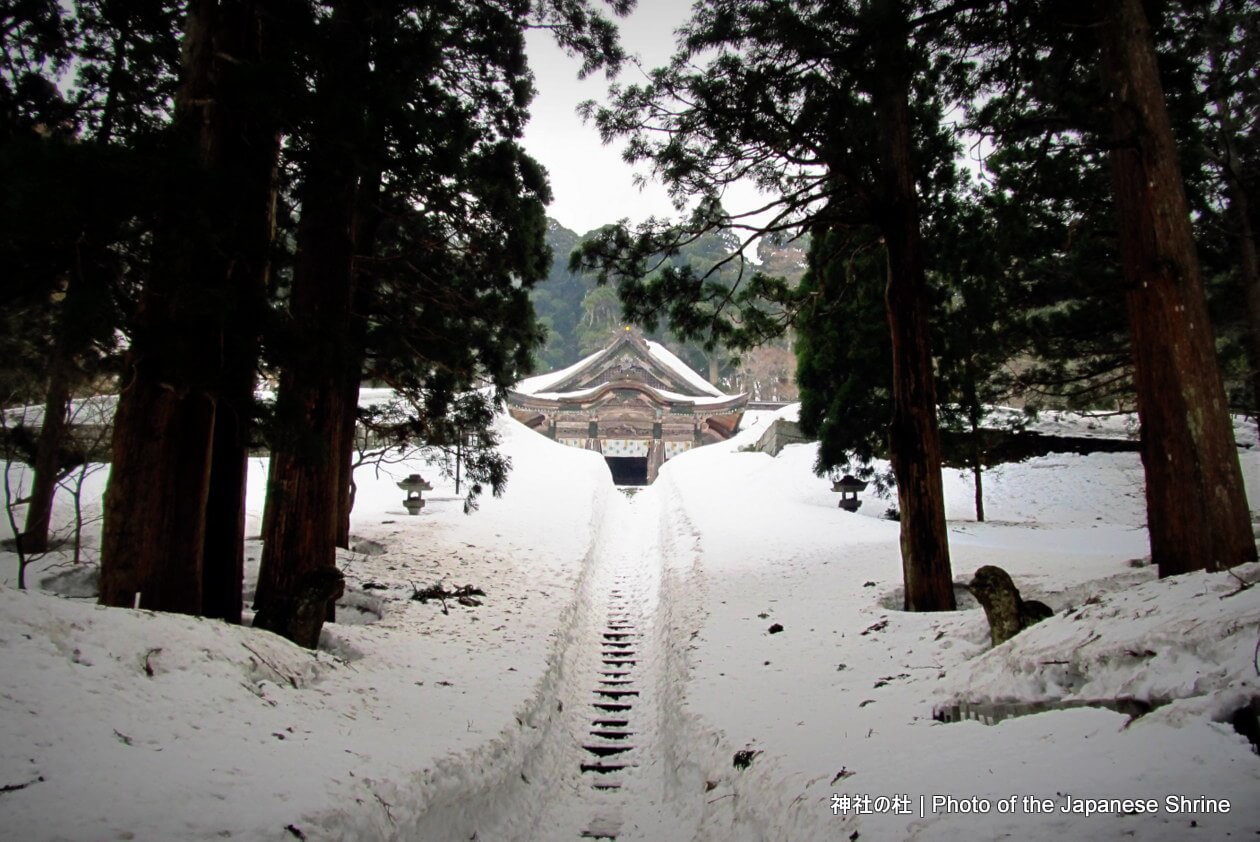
<box><xmin>1</xmin><ymin>398</ymin><xmax>38</xmax><ymax>589</ymax></box>
<box><xmin>0</xmin><ymin>393</ymin><xmax>109</xmax><ymax>587</ymax></box>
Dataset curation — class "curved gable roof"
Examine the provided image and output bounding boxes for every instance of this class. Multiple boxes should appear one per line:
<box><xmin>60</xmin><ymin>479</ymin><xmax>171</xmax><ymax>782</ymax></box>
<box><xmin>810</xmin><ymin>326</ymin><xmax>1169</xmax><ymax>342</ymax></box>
<box><xmin>515</xmin><ymin>332</ymin><xmax>731</xmax><ymax>401</ymax></box>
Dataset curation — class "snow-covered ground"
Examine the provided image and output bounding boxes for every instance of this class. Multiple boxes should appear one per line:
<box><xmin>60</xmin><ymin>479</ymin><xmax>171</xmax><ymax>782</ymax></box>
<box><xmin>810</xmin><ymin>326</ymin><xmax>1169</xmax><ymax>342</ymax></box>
<box><xmin>0</xmin><ymin>407</ymin><xmax>1257</xmax><ymax>840</ymax></box>
<box><xmin>1</xmin><ymin>419</ymin><xmax>616</xmax><ymax>840</ymax></box>
<box><xmin>657</xmin><ymin>409</ymin><xmax>1260</xmax><ymax>840</ymax></box>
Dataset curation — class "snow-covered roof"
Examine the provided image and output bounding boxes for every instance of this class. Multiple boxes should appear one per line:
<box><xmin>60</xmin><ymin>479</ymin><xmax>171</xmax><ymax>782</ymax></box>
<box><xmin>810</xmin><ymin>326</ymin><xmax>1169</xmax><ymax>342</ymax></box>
<box><xmin>514</xmin><ymin>347</ymin><xmax>606</xmax><ymax>396</ymax></box>
<box><xmin>644</xmin><ymin>341</ymin><xmax>724</xmax><ymax>398</ymax></box>
<box><xmin>2</xmin><ymin>394</ymin><xmax>117</xmax><ymax>428</ymax></box>
<box><xmin>525</xmin><ymin>384</ymin><xmax>741</xmax><ymax>408</ymax></box>
<box><xmin>513</xmin><ymin>332</ymin><xmax>737</xmax><ymax>405</ymax></box>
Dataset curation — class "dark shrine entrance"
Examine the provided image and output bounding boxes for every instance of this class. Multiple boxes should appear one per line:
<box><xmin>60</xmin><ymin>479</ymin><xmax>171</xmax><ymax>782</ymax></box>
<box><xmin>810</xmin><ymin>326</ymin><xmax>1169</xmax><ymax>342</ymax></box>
<box><xmin>606</xmin><ymin>456</ymin><xmax>648</xmax><ymax>486</ymax></box>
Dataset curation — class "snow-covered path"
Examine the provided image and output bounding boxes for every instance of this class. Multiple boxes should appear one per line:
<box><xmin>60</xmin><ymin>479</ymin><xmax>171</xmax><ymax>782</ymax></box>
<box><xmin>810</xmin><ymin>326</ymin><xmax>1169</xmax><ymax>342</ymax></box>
<box><xmin>477</xmin><ymin>487</ymin><xmax>709</xmax><ymax>841</ymax></box>
<box><xmin>3</xmin><ymin>409</ymin><xmax>1256</xmax><ymax>840</ymax></box>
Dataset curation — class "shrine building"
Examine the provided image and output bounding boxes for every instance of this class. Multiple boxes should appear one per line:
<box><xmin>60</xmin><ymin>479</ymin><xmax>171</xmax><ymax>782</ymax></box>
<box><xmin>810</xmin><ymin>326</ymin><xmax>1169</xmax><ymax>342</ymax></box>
<box><xmin>507</xmin><ymin>331</ymin><xmax>747</xmax><ymax>485</ymax></box>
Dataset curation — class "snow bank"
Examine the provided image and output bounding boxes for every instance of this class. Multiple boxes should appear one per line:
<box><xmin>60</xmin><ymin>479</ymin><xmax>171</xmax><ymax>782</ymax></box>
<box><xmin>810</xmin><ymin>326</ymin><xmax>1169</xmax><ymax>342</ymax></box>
<box><xmin>655</xmin><ymin>409</ymin><xmax>1260</xmax><ymax>841</ymax></box>
<box><xmin>2</xmin><ymin>399</ymin><xmax>1257</xmax><ymax>840</ymax></box>
<box><xmin>936</xmin><ymin>562</ymin><xmax>1260</xmax><ymax>710</ymax></box>
<box><xmin>0</xmin><ymin>415</ymin><xmax>615</xmax><ymax>841</ymax></box>
<box><xmin>0</xmin><ymin>587</ymin><xmax>346</xmax><ymax>841</ymax></box>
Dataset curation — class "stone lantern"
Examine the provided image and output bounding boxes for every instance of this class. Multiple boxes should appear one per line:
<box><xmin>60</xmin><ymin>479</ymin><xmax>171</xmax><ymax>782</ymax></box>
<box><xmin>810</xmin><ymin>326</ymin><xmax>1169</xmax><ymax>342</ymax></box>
<box><xmin>397</xmin><ymin>473</ymin><xmax>433</xmax><ymax>515</ymax></box>
<box><xmin>831</xmin><ymin>474</ymin><xmax>867</xmax><ymax>512</ymax></box>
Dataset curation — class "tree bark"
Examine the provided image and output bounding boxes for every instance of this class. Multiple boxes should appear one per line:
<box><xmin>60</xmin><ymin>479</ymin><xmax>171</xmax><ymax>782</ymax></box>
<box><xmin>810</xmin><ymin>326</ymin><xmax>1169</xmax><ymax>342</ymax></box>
<box><xmin>101</xmin><ymin>376</ymin><xmax>216</xmax><ymax>613</ymax></box>
<box><xmin>869</xmin><ymin>0</ymin><xmax>955</xmax><ymax>611</ymax></box>
<box><xmin>200</xmin><ymin>374</ymin><xmax>253</xmax><ymax>622</ymax></box>
<box><xmin>1099</xmin><ymin>0</ymin><xmax>1256</xmax><ymax>577</ymax></box>
<box><xmin>333</xmin><ymin>365</ymin><xmax>360</xmax><ymax>552</ymax></box>
<box><xmin>254</xmin><ymin>1</ymin><xmax>366</xmax><ymax>646</ymax></box>
<box><xmin>255</xmin><ymin>195</ymin><xmax>356</xmax><ymax>644</ymax></box>
<box><xmin>335</xmin><ymin>147</ymin><xmax>385</xmax><ymax>550</ymax></box>
<box><xmin>20</xmin><ymin>347</ymin><xmax>72</xmax><ymax>554</ymax></box>
<box><xmin>26</xmin><ymin>222</ymin><xmax>126</xmax><ymax>557</ymax></box>
<box><xmin>972</xmin><ymin>460</ymin><xmax>985</xmax><ymax>523</ymax></box>
<box><xmin>100</xmin><ymin>1</ymin><xmax>221</xmax><ymax>614</ymax></box>
<box><xmin>100</xmin><ymin>0</ymin><xmax>281</xmax><ymax>614</ymax></box>
<box><xmin>201</xmin><ymin>1</ymin><xmax>281</xmax><ymax>622</ymax></box>
<box><xmin>969</xmin><ymin>420</ymin><xmax>985</xmax><ymax>524</ymax></box>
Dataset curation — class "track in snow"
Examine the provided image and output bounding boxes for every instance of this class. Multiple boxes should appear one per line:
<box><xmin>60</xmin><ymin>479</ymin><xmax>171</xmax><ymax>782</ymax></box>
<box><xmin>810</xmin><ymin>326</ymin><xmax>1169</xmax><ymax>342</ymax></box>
<box><xmin>508</xmin><ymin>487</ymin><xmax>706</xmax><ymax>841</ymax></box>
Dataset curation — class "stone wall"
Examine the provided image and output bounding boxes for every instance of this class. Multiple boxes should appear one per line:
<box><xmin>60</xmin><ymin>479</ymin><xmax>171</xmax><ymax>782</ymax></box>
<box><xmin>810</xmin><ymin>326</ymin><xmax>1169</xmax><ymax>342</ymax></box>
<box><xmin>753</xmin><ymin>418</ymin><xmax>812</xmax><ymax>457</ymax></box>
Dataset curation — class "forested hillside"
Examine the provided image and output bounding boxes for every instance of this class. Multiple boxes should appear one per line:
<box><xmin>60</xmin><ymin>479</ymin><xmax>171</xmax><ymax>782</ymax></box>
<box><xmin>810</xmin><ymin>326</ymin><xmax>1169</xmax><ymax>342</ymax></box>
<box><xmin>531</xmin><ymin>217</ymin><xmax>806</xmax><ymax>401</ymax></box>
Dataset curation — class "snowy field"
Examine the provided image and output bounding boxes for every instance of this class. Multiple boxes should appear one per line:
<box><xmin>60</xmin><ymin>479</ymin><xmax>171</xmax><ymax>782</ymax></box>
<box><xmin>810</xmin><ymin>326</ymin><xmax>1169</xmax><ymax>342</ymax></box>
<box><xmin>1</xmin><ymin>407</ymin><xmax>1257</xmax><ymax>840</ymax></box>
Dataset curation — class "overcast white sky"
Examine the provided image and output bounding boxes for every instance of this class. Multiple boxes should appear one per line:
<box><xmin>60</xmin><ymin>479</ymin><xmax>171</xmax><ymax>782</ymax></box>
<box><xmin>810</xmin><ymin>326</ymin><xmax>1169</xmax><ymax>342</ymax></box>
<box><xmin>519</xmin><ymin>2</ymin><xmax>989</xmax><ymax>238</ymax></box>
<box><xmin>520</xmin><ymin>1</ymin><xmax>694</xmax><ymax>234</ymax></box>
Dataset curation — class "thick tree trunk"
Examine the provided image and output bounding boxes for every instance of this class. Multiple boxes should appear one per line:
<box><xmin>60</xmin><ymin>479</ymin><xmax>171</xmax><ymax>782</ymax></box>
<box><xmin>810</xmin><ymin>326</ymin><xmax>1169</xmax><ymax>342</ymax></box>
<box><xmin>334</xmin><ymin>370</ymin><xmax>360</xmax><ymax>551</ymax></box>
<box><xmin>201</xmin><ymin>1</ymin><xmax>281</xmax><ymax>620</ymax></box>
<box><xmin>100</xmin><ymin>0</ymin><xmax>280</xmax><ymax>614</ymax></box>
<box><xmin>201</xmin><ymin>376</ymin><xmax>252</xmax><ymax>622</ymax></box>
<box><xmin>254</xmin><ymin>2</ymin><xmax>366</xmax><ymax>647</ymax></box>
<box><xmin>100</xmin><ymin>1</ymin><xmax>222</xmax><ymax>614</ymax></box>
<box><xmin>1100</xmin><ymin>0</ymin><xmax>1256</xmax><ymax>577</ymax></box>
<box><xmin>101</xmin><ymin>379</ymin><xmax>217</xmax><ymax>612</ymax></box>
<box><xmin>335</xmin><ymin>155</ymin><xmax>384</xmax><ymax>550</ymax></box>
<box><xmin>254</xmin><ymin>217</ymin><xmax>356</xmax><ymax>643</ymax></box>
<box><xmin>255</xmin><ymin>191</ymin><xmax>356</xmax><ymax>640</ymax></box>
<box><xmin>20</xmin><ymin>349</ymin><xmax>72</xmax><ymax>554</ymax></box>
<box><xmin>869</xmin><ymin>0</ymin><xmax>954</xmax><ymax>611</ymax></box>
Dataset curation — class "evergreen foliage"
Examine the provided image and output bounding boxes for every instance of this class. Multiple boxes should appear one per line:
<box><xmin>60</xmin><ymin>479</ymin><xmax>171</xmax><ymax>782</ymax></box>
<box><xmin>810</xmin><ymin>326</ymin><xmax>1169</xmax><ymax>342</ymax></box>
<box><xmin>973</xmin><ymin>136</ymin><xmax>1131</xmax><ymax>409</ymax></box>
<box><xmin>571</xmin><ymin>0</ymin><xmax>971</xmax><ymax>611</ymax></box>
<box><xmin>963</xmin><ymin>0</ymin><xmax>1255</xmax><ymax>575</ymax></box>
<box><xmin>37</xmin><ymin>0</ymin><xmax>636</xmax><ymax>641</ymax></box>
<box><xmin>1</xmin><ymin>0</ymin><xmax>1254</xmax><ymax>627</ymax></box>
<box><xmin>532</xmin><ymin>217</ymin><xmax>782</xmax><ymax>385</ymax></box>
<box><xmin>1185</xmin><ymin>0</ymin><xmax>1260</xmax><ymax>419</ymax></box>
<box><xmin>1</xmin><ymin>1</ymin><xmax>182</xmax><ymax>553</ymax></box>
<box><xmin>794</xmin><ymin>228</ymin><xmax>890</xmax><ymax>477</ymax></box>
<box><xmin>246</xmin><ymin>0</ymin><xmax>635</xmax><ymax>644</ymax></box>
<box><xmin>533</xmin><ymin>219</ymin><xmax>595</xmax><ymax>368</ymax></box>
